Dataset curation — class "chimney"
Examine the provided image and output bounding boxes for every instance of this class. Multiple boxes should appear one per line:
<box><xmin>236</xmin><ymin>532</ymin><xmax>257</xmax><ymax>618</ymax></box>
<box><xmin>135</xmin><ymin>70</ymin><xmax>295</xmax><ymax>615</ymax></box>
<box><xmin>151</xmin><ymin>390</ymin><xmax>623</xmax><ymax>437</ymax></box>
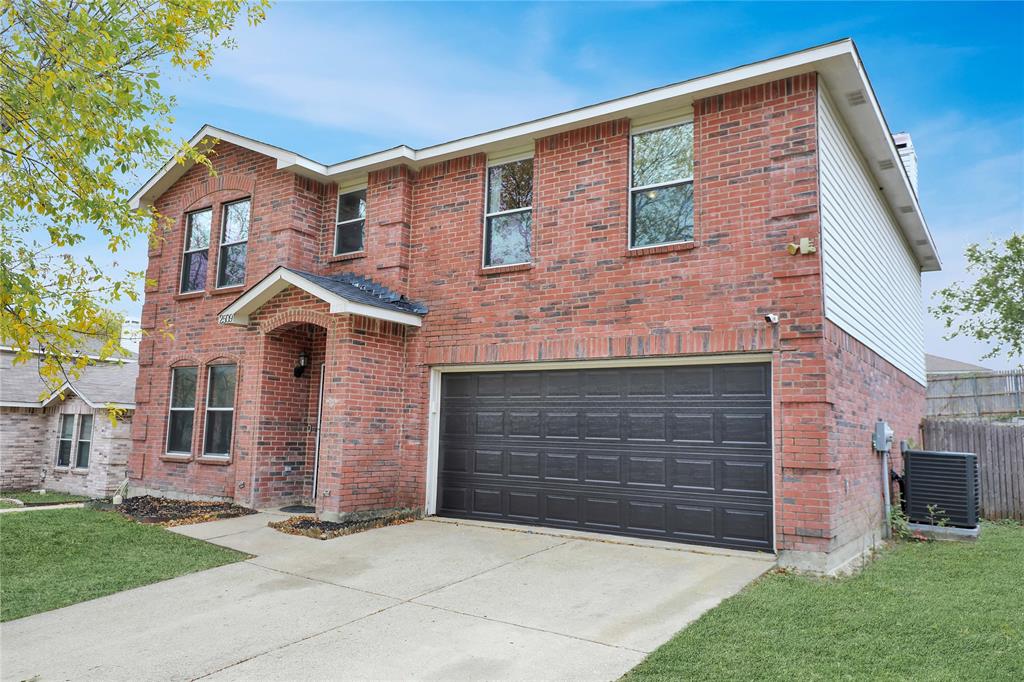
<box><xmin>892</xmin><ymin>132</ymin><xmax>918</xmax><ymax>196</ymax></box>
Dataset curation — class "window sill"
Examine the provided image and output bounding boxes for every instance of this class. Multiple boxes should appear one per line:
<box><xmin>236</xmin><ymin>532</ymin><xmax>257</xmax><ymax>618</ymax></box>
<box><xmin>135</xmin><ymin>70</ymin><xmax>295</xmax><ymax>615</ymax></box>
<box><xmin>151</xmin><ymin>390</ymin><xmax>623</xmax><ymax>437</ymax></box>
<box><xmin>209</xmin><ymin>285</ymin><xmax>246</xmax><ymax>297</ymax></box>
<box><xmin>174</xmin><ymin>291</ymin><xmax>206</xmax><ymax>302</ymax></box>
<box><xmin>71</xmin><ymin>468</ymin><xmax>89</xmax><ymax>476</ymax></box>
<box><xmin>479</xmin><ymin>262</ymin><xmax>533</xmax><ymax>276</ymax></box>
<box><xmin>626</xmin><ymin>241</ymin><xmax>697</xmax><ymax>257</ymax></box>
<box><xmin>53</xmin><ymin>466</ymin><xmax>70</xmax><ymax>472</ymax></box>
<box><xmin>160</xmin><ymin>453</ymin><xmax>193</xmax><ymax>463</ymax></box>
<box><xmin>197</xmin><ymin>456</ymin><xmax>231</xmax><ymax>466</ymax></box>
<box><xmin>328</xmin><ymin>251</ymin><xmax>366</xmax><ymax>263</ymax></box>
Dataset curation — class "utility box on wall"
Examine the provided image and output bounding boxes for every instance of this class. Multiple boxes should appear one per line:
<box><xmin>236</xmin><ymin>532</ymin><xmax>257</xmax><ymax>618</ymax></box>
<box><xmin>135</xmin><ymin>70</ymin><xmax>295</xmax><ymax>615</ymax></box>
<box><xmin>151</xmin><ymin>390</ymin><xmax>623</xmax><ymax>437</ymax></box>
<box><xmin>904</xmin><ymin>449</ymin><xmax>980</xmax><ymax>529</ymax></box>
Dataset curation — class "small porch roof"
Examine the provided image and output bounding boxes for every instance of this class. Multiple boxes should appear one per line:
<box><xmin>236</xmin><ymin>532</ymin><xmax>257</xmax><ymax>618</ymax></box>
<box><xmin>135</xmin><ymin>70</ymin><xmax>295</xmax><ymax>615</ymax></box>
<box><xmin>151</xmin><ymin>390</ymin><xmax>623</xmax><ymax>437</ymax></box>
<box><xmin>218</xmin><ymin>267</ymin><xmax>428</xmax><ymax>327</ymax></box>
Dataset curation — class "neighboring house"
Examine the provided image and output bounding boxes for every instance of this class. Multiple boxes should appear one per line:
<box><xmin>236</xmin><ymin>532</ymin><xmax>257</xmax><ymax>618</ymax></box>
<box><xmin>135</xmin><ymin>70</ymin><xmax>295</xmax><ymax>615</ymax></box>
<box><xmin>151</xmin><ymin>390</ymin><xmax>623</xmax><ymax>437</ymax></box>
<box><xmin>127</xmin><ymin>39</ymin><xmax>939</xmax><ymax>574</ymax></box>
<box><xmin>925</xmin><ymin>353</ymin><xmax>990</xmax><ymax>377</ymax></box>
<box><xmin>0</xmin><ymin>344</ymin><xmax>137</xmax><ymax>497</ymax></box>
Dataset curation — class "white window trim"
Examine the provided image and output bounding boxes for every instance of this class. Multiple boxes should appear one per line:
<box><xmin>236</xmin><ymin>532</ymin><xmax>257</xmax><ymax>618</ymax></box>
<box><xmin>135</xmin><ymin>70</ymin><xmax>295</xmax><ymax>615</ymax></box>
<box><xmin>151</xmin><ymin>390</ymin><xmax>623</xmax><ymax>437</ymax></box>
<box><xmin>215</xmin><ymin>198</ymin><xmax>251</xmax><ymax>289</ymax></box>
<box><xmin>627</xmin><ymin>116</ymin><xmax>696</xmax><ymax>251</ymax></box>
<box><xmin>202</xmin><ymin>365</ymin><xmax>236</xmax><ymax>459</ymax></box>
<box><xmin>74</xmin><ymin>414</ymin><xmax>93</xmax><ymax>470</ymax></box>
<box><xmin>482</xmin><ymin>157</ymin><xmax>534</xmax><ymax>269</ymax></box>
<box><xmin>334</xmin><ymin>186</ymin><xmax>368</xmax><ymax>257</ymax></box>
<box><xmin>166</xmin><ymin>367</ymin><xmax>197</xmax><ymax>456</ymax></box>
<box><xmin>55</xmin><ymin>413</ymin><xmax>75</xmax><ymax>468</ymax></box>
<box><xmin>181</xmin><ymin>208</ymin><xmax>212</xmax><ymax>293</ymax></box>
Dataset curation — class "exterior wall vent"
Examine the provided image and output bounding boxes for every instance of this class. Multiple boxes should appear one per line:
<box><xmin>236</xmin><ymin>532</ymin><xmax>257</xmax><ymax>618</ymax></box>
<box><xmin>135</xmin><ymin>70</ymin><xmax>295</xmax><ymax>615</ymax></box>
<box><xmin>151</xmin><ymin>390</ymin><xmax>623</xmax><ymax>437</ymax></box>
<box><xmin>904</xmin><ymin>449</ymin><xmax>980</xmax><ymax>528</ymax></box>
<box><xmin>899</xmin><ymin>205</ymin><xmax>915</xmax><ymax>214</ymax></box>
<box><xmin>878</xmin><ymin>159</ymin><xmax>896</xmax><ymax>170</ymax></box>
<box><xmin>845</xmin><ymin>90</ymin><xmax>867</xmax><ymax>106</ymax></box>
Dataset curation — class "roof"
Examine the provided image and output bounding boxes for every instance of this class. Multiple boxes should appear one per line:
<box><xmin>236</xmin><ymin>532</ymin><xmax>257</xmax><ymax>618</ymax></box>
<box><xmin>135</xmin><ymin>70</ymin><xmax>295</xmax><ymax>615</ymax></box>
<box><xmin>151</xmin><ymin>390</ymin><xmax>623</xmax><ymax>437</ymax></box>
<box><xmin>0</xmin><ymin>350</ymin><xmax>138</xmax><ymax>409</ymax></box>
<box><xmin>130</xmin><ymin>38</ymin><xmax>939</xmax><ymax>272</ymax></box>
<box><xmin>925</xmin><ymin>354</ymin><xmax>991</xmax><ymax>375</ymax></box>
<box><xmin>218</xmin><ymin>267</ymin><xmax>427</xmax><ymax>327</ymax></box>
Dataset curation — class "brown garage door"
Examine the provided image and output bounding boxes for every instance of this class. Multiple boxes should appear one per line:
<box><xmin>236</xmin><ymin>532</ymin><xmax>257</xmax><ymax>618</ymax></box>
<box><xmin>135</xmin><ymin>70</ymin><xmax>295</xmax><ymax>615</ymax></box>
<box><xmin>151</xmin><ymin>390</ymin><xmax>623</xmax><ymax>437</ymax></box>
<box><xmin>437</xmin><ymin>363</ymin><xmax>773</xmax><ymax>551</ymax></box>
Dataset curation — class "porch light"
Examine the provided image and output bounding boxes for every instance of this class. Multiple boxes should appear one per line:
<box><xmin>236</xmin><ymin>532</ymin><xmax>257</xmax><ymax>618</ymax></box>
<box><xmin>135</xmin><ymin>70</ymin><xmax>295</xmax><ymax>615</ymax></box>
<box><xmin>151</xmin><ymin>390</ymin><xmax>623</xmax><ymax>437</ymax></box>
<box><xmin>294</xmin><ymin>351</ymin><xmax>310</xmax><ymax>378</ymax></box>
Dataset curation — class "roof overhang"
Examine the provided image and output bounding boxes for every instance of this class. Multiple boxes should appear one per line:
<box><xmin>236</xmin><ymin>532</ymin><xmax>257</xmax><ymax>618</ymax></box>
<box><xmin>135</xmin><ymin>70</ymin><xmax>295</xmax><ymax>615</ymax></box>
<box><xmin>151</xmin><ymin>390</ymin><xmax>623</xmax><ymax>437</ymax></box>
<box><xmin>130</xmin><ymin>38</ymin><xmax>938</xmax><ymax>271</ymax></box>
<box><xmin>218</xmin><ymin>267</ymin><xmax>424</xmax><ymax>327</ymax></box>
<box><xmin>0</xmin><ymin>383</ymin><xmax>135</xmax><ymax>410</ymax></box>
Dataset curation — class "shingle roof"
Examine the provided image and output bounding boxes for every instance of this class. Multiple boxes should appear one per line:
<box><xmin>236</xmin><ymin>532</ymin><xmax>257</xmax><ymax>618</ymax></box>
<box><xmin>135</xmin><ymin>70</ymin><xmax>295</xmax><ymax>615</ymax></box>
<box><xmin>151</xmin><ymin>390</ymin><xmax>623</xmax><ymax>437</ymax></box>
<box><xmin>0</xmin><ymin>350</ymin><xmax>137</xmax><ymax>408</ymax></box>
<box><xmin>925</xmin><ymin>354</ymin><xmax>990</xmax><ymax>375</ymax></box>
<box><xmin>287</xmin><ymin>269</ymin><xmax>428</xmax><ymax>315</ymax></box>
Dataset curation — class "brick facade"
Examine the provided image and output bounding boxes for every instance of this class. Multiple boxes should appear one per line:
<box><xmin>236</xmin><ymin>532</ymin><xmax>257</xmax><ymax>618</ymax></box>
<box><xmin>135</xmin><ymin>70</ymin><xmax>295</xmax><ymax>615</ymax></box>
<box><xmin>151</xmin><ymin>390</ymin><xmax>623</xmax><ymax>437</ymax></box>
<box><xmin>1</xmin><ymin>398</ymin><xmax>131</xmax><ymax>497</ymax></box>
<box><xmin>130</xmin><ymin>71</ymin><xmax>926</xmax><ymax>569</ymax></box>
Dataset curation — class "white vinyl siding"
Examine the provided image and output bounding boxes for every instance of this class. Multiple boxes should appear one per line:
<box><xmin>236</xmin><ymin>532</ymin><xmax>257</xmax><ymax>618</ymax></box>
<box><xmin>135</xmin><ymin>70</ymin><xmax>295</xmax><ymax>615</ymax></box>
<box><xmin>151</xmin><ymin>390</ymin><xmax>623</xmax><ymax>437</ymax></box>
<box><xmin>818</xmin><ymin>85</ymin><xmax>926</xmax><ymax>386</ymax></box>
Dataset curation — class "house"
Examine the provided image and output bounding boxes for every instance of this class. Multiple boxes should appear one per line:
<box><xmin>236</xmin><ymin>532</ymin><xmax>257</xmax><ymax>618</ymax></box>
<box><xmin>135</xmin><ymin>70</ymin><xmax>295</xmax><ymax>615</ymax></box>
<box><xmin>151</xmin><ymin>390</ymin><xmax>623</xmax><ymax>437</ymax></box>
<box><xmin>925</xmin><ymin>353</ymin><xmax>990</xmax><ymax>377</ymax></box>
<box><xmin>0</xmin><ymin>342</ymin><xmax>137</xmax><ymax>497</ymax></box>
<box><xmin>126</xmin><ymin>39</ymin><xmax>939</xmax><ymax>574</ymax></box>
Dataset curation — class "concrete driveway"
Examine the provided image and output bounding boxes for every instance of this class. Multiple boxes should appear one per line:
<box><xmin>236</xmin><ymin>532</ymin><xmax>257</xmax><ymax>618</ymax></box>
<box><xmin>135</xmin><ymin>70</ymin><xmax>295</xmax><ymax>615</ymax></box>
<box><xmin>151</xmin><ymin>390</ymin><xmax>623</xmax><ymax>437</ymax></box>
<box><xmin>1</xmin><ymin>513</ymin><xmax>773</xmax><ymax>681</ymax></box>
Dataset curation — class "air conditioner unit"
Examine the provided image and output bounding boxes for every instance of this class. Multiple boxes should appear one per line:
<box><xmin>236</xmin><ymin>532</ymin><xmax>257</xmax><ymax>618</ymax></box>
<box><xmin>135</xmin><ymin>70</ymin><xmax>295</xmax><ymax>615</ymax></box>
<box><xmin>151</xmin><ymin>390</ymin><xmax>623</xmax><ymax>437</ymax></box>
<box><xmin>903</xmin><ymin>449</ymin><xmax>980</xmax><ymax>528</ymax></box>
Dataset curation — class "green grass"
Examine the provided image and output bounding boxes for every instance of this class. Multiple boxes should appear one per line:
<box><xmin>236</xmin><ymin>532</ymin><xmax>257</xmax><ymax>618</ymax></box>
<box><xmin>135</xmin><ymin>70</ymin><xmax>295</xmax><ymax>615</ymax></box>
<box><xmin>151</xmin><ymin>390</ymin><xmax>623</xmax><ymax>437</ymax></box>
<box><xmin>0</xmin><ymin>500</ymin><xmax>19</xmax><ymax>509</ymax></box>
<box><xmin>0</xmin><ymin>490</ymin><xmax>92</xmax><ymax>505</ymax></box>
<box><xmin>625</xmin><ymin>521</ymin><xmax>1024</xmax><ymax>681</ymax></box>
<box><xmin>0</xmin><ymin>508</ymin><xmax>247</xmax><ymax>622</ymax></box>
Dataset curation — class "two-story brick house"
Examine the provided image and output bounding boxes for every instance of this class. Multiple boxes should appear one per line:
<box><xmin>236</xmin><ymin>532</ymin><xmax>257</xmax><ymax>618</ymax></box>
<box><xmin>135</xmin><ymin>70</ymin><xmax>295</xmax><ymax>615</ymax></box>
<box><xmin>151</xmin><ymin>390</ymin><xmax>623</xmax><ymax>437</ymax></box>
<box><xmin>128</xmin><ymin>39</ymin><xmax>939</xmax><ymax>574</ymax></box>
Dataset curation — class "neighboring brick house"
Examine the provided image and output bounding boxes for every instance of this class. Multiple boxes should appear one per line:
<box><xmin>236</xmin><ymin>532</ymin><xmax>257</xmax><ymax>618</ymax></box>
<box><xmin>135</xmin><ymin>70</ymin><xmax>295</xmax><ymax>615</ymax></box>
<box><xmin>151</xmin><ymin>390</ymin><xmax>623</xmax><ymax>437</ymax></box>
<box><xmin>128</xmin><ymin>39</ymin><xmax>939</xmax><ymax>574</ymax></box>
<box><xmin>0</xmin><ymin>346</ymin><xmax>137</xmax><ymax>497</ymax></box>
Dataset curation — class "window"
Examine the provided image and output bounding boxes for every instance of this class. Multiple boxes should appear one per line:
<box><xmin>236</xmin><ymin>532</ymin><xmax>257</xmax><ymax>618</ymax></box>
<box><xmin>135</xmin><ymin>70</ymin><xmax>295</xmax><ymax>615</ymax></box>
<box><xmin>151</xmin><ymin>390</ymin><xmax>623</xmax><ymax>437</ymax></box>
<box><xmin>335</xmin><ymin>189</ymin><xmax>366</xmax><ymax>255</ymax></box>
<box><xmin>203</xmin><ymin>364</ymin><xmax>237</xmax><ymax>458</ymax></box>
<box><xmin>56</xmin><ymin>414</ymin><xmax>74</xmax><ymax>467</ymax></box>
<box><xmin>75</xmin><ymin>415</ymin><xmax>93</xmax><ymax>469</ymax></box>
<box><xmin>484</xmin><ymin>158</ymin><xmax>533</xmax><ymax>267</ymax></box>
<box><xmin>217</xmin><ymin>199</ymin><xmax>250</xmax><ymax>288</ymax></box>
<box><xmin>166</xmin><ymin>367</ymin><xmax>197</xmax><ymax>454</ymax></box>
<box><xmin>629</xmin><ymin>122</ymin><xmax>694</xmax><ymax>248</ymax></box>
<box><xmin>181</xmin><ymin>209</ymin><xmax>212</xmax><ymax>292</ymax></box>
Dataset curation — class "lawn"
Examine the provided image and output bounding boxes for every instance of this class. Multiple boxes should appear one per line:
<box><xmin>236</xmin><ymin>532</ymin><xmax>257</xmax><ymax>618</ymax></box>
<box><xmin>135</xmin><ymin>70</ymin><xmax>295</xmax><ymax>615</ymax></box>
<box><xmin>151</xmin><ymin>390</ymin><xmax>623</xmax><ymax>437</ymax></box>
<box><xmin>0</xmin><ymin>508</ymin><xmax>247</xmax><ymax>622</ymax></box>
<box><xmin>625</xmin><ymin>521</ymin><xmax>1024</xmax><ymax>681</ymax></box>
<box><xmin>0</xmin><ymin>490</ymin><xmax>92</xmax><ymax>505</ymax></box>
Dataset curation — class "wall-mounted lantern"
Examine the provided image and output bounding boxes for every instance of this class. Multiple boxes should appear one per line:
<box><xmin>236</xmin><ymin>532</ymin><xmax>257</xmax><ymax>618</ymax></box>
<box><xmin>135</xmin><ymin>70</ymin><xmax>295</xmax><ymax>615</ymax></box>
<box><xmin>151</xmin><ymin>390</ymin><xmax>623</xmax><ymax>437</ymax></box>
<box><xmin>294</xmin><ymin>351</ymin><xmax>310</xmax><ymax>378</ymax></box>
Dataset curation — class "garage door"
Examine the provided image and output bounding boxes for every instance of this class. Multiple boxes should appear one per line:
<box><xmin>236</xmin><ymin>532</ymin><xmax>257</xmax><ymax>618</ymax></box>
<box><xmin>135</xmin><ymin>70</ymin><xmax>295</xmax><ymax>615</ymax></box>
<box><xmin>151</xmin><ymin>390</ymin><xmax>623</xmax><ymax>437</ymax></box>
<box><xmin>437</xmin><ymin>363</ymin><xmax>773</xmax><ymax>551</ymax></box>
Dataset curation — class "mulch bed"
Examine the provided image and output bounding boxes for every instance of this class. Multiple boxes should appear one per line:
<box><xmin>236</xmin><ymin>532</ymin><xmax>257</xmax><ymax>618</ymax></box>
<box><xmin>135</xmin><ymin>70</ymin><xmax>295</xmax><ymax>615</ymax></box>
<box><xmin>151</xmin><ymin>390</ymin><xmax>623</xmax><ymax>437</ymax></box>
<box><xmin>269</xmin><ymin>508</ymin><xmax>420</xmax><ymax>540</ymax></box>
<box><xmin>116</xmin><ymin>495</ymin><xmax>257</xmax><ymax>527</ymax></box>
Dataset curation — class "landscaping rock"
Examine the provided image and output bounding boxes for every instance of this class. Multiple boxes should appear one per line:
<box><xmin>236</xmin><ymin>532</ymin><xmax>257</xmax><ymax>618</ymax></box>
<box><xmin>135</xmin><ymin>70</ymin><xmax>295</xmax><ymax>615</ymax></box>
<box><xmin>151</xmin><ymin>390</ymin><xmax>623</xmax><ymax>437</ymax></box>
<box><xmin>117</xmin><ymin>496</ymin><xmax>256</xmax><ymax>526</ymax></box>
<box><xmin>269</xmin><ymin>508</ymin><xmax>420</xmax><ymax>540</ymax></box>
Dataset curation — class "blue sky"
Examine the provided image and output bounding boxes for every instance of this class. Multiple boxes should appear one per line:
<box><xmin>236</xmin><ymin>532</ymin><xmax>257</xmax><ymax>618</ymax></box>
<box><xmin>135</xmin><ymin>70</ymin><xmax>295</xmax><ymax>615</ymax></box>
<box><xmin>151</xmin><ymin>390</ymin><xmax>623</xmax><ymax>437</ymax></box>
<box><xmin>109</xmin><ymin>1</ymin><xmax>1023</xmax><ymax>368</ymax></box>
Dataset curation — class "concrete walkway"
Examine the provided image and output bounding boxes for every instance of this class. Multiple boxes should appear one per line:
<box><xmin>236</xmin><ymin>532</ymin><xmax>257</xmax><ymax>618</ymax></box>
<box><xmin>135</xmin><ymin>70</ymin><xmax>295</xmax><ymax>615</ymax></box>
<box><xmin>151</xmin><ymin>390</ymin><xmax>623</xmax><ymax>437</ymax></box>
<box><xmin>1</xmin><ymin>513</ymin><xmax>774</xmax><ymax>681</ymax></box>
<box><xmin>0</xmin><ymin>502</ymin><xmax>85</xmax><ymax>513</ymax></box>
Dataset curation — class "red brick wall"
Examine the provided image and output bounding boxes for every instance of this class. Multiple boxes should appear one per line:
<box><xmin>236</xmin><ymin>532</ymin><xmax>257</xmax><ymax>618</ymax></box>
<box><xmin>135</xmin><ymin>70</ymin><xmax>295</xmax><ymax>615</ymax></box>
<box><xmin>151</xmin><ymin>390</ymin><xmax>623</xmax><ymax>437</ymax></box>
<box><xmin>131</xmin><ymin>72</ymin><xmax>923</xmax><ymax>558</ymax></box>
<box><xmin>824</xmin><ymin>320</ymin><xmax>925</xmax><ymax>548</ymax></box>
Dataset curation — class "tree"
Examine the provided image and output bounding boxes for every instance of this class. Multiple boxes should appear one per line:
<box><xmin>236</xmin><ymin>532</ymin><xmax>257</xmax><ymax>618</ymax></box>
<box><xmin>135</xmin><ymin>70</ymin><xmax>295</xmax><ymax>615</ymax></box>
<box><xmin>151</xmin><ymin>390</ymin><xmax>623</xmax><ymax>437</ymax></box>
<box><xmin>0</xmin><ymin>0</ymin><xmax>268</xmax><ymax>392</ymax></box>
<box><xmin>931</xmin><ymin>233</ymin><xmax>1024</xmax><ymax>362</ymax></box>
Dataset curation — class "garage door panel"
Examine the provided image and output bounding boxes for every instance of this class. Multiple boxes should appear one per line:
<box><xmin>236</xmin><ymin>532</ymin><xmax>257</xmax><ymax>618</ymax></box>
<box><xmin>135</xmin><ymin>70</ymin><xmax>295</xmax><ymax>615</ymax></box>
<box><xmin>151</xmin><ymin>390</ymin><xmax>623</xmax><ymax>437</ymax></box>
<box><xmin>720</xmin><ymin>459</ymin><xmax>771</xmax><ymax>495</ymax></box>
<box><xmin>438</xmin><ymin>363</ymin><xmax>772</xmax><ymax>551</ymax></box>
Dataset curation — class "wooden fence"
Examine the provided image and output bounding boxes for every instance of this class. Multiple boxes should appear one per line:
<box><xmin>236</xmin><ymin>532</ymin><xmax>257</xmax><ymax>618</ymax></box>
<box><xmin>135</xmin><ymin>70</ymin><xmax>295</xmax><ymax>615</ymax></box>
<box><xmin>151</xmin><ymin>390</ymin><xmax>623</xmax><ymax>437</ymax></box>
<box><xmin>922</xmin><ymin>419</ymin><xmax>1024</xmax><ymax>521</ymax></box>
<box><xmin>927</xmin><ymin>369</ymin><xmax>1024</xmax><ymax>418</ymax></box>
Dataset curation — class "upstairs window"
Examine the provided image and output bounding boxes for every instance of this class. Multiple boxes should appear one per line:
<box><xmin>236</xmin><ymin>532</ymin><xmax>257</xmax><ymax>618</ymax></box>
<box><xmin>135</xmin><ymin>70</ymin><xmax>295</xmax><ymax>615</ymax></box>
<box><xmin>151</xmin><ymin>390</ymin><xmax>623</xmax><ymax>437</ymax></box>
<box><xmin>629</xmin><ymin>122</ymin><xmax>694</xmax><ymax>248</ymax></box>
<box><xmin>203</xmin><ymin>364</ymin><xmax>237</xmax><ymax>458</ymax></box>
<box><xmin>217</xmin><ymin>199</ymin><xmax>250</xmax><ymax>288</ymax></box>
<box><xmin>75</xmin><ymin>414</ymin><xmax>93</xmax><ymax>469</ymax></box>
<box><xmin>181</xmin><ymin>209</ymin><xmax>212</xmax><ymax>292</ymax></box>
<box><xmin>166</xmin><ymin>367</ymin><xmax>197</xmax><ymax>455</ymax></box>
<box><xmin>56</xmin><ymin>414</ymin><xmax>74</xmax><ymax>467</ymax></box>
<box><xmin>484</xmin><ymin>158</ymin><xmax>533</xmax><ymax>267</ymax></box>
<box><xmin>335</xmin><ymin>189</ymin><xmax>366</xmax><ymax>255</ymax></box>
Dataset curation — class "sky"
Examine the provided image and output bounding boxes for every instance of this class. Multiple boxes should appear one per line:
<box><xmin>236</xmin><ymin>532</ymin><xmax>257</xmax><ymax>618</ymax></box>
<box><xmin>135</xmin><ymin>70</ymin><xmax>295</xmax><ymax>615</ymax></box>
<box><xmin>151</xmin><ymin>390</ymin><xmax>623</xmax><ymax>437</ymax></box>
<box><xmin>105</xmin><ymin>1</ymin><xmax>1023</xmax><ymax>369</ymax></box>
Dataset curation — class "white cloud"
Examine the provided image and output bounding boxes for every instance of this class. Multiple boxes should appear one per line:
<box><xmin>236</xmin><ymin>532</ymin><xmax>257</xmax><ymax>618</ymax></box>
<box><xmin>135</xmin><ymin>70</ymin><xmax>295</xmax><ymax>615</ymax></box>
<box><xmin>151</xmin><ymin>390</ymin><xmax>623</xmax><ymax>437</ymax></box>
<box><xmin>190</xmin><ymin>7</ymin><xmax>585</xmax><ymax>151</ymax></box>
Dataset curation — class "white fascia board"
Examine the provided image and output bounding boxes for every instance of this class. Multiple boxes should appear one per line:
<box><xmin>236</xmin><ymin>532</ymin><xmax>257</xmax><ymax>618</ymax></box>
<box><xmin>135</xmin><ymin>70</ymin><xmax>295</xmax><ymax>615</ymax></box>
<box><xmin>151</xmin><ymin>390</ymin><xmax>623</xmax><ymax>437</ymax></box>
<box><xmin>218</xmin><ymin>267</ymin><xmax>423</xmax><ymax>327</ymax></box>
